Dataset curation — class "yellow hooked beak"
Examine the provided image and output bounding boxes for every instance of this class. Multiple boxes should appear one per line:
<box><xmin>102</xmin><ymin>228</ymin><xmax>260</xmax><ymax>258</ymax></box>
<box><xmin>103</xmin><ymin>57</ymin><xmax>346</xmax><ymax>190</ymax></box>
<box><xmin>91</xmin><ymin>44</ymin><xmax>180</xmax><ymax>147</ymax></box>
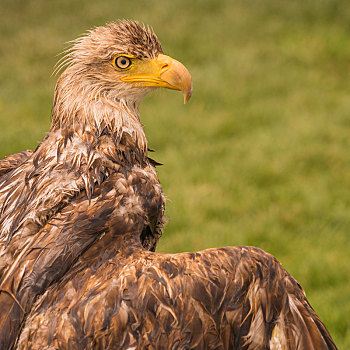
<box><xmin>121</xmin><ymin>54</ymin><xmax>192</xmax><ymax>104</ymax></box>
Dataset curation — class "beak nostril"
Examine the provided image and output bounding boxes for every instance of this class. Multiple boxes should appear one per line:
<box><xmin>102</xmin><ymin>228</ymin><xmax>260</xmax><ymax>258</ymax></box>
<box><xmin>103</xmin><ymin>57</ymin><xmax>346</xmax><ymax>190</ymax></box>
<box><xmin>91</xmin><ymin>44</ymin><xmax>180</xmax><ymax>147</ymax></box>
<box><xmin>161</xmin><ymin>63</ymin><xmax>169</xmax><ymax>71</ymax></box>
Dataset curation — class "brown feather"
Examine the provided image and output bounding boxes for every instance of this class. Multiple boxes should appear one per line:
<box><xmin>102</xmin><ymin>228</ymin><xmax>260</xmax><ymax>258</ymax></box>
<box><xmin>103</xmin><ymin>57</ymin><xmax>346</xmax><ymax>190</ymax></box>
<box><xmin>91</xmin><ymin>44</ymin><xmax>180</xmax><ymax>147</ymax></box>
<box><xmin>0</xmin><ymin>21</ymin><xmax>165</xmax><ymax>349</ymax></box>
<box><xmin>16</xmin><ymin>241</ymin><xmax>337</xmax><ymax>350</ymax></box>
<box><xmin>0</xmin><ymin>21</ymin><xmax>337</xmax><ymax>350</ymax></box>
<box><xmin>0</xmin><ymin>150</ymin><xmax>33</xmax><ymax>177</ymax></box>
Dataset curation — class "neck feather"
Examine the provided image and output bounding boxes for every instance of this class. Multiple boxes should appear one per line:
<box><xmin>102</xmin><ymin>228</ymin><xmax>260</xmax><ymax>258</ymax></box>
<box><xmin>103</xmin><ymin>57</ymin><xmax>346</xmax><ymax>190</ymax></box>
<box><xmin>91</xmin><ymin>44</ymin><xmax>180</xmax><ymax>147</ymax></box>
<box><xmin>50</xmin><ymin>71</ymin><xmax>148</xmax><ymax>155</ymax></box>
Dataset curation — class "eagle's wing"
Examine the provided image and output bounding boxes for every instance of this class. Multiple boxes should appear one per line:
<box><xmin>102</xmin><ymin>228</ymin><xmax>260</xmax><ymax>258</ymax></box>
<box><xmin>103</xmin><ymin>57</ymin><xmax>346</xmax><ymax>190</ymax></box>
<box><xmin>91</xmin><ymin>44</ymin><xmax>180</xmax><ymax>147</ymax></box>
<box><xmin>0</xmin><ymin>131</ymin><xmax>137</xmax><ymax>279</ymax></box>
<box><xmin>0</xmin><ymin>133</ymin><xmax>105</xmax><ymax>246</ymax></box>
<box><xmin>0</xmin><ymin>165</ymin><xmax>165</xmax><ymax>350</ymax></box>
<box><xmin>0</xmin><ymin>150</ymin><xmax>33</xmax><ymax>177</ymax></box>
<box><xmin>16</xmin><ymin>245</ymin><xmax>336</xmax><ymax>350</ymax></box>
<box><xmin>0</xmin><ymin>135</ymin><xmax>111</xmax><ymax>348</ymax></box>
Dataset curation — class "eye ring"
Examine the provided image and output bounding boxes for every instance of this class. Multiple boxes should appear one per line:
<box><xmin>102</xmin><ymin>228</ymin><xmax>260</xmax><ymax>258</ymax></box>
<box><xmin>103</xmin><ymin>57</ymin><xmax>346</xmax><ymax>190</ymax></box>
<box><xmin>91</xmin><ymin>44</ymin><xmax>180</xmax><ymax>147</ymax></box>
<box><xmin>114</xmin><ymin>56</ymin><xmax>132</xmax><ymax>69</ymax></box>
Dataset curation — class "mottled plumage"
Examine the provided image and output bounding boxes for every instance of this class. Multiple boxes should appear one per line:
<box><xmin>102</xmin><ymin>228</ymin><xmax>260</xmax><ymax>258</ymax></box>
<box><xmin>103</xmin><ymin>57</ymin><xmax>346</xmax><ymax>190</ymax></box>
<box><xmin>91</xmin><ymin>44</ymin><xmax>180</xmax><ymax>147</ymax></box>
<box><xmin>0</xmin><ymin>21</ymin><xmax>336</xmax><ymax>350</ymax></box>
<box><xmin>17</xmin><ymin>240</ymin><xmax>336</xmax><ymax>349</ymax></box>
<box><xmin>0</xmin><ymin>22</ymin><xmax>172</xmax><ymax>349</ymax></box>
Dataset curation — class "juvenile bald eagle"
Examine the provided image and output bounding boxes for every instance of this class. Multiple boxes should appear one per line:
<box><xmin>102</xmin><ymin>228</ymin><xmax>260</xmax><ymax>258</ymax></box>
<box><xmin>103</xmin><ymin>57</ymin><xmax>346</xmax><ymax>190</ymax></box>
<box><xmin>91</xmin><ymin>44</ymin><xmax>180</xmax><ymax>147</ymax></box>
<box><xmin>0</xmin><ymin>22</ymin><xmax>336</xmax><ymax>349</ymax></box>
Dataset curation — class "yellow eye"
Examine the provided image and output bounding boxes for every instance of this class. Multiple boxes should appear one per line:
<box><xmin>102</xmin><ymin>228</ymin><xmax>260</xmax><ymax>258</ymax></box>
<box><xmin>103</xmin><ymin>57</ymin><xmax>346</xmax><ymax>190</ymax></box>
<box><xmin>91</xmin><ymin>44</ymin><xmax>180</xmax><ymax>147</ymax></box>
<box><xmin>115</xmin><ymin>56</ymin><xmax>132</xmax><ymax>69</ymax></box>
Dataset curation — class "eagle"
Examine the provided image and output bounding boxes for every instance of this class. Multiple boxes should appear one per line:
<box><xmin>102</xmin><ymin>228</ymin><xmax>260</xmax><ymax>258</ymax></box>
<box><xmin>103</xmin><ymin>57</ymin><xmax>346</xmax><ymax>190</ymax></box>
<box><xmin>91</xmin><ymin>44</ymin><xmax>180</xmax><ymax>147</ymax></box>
<box><xmin>0</xmin><ymin>21</ymin><xmax>336</xmax><ymax>349</ymax></box>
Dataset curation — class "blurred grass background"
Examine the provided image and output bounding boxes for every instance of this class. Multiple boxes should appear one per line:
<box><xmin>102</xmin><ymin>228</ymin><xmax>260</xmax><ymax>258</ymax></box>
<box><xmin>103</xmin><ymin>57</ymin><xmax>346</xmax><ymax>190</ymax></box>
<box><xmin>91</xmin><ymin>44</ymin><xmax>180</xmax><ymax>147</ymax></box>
<box><xmin>0</xmin><ymin>0</ymin><xmax>349</xmax><ymax>346</ymax></box>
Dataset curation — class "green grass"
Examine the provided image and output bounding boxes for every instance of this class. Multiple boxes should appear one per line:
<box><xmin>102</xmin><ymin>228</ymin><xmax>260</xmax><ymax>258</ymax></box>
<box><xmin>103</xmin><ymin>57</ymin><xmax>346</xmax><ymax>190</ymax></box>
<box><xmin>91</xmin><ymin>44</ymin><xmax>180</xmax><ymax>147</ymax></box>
<box><xmin>1</xmin><ymin>0</ymin><xmax>349</xmax><ymax>346</ymax></box>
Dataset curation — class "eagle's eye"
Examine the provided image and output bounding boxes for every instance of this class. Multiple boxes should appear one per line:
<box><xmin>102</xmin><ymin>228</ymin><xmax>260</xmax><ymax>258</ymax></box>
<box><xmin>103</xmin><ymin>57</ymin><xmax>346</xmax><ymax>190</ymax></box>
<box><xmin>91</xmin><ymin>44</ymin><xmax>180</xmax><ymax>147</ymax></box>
<box><xmin>115</xmin><ymin>56</ymin><xmax>132</xmax><ymax>69</ymax></box>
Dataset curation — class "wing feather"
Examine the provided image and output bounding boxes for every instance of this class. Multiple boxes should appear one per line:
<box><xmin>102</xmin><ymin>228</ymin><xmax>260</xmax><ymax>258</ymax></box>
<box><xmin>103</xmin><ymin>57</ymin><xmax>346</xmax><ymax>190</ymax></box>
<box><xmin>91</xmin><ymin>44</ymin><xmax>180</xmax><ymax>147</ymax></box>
<box><xmin>15</xmin><ymin>246</ymin><xmax>337</xmax><ymax>349</ymax></box>
<box><xmin>0</xmin><ymin>150</ymin><xmax>33</xmax><ymax>177</ymax></box>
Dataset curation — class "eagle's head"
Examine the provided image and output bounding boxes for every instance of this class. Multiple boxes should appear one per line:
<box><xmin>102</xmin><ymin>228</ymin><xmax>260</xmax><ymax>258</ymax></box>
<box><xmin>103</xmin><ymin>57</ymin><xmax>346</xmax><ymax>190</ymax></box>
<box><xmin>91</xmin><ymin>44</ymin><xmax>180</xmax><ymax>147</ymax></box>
<box><xmin>52</xmin><ymin>21</ymin><xmax>192</xmax><ymax>131</ymax></box>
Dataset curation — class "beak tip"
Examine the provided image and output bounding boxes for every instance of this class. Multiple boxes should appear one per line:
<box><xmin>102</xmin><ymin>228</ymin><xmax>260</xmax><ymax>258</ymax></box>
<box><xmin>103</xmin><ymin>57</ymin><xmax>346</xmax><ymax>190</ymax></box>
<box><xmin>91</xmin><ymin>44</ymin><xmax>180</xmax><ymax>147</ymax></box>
<box><xmin>183</xmin><ymin>86</ymin><xmax>193</xmax><ymax>105</ymax></box>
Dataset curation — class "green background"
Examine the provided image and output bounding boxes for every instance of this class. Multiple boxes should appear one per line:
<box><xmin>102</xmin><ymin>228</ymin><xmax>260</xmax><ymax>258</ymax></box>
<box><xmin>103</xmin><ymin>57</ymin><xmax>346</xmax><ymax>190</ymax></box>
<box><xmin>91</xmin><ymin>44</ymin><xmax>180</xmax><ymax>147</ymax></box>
<box><xmin>1</xmin><ymin>0</ymin><xmax>349</xmax><ymax>347</ymax></box>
